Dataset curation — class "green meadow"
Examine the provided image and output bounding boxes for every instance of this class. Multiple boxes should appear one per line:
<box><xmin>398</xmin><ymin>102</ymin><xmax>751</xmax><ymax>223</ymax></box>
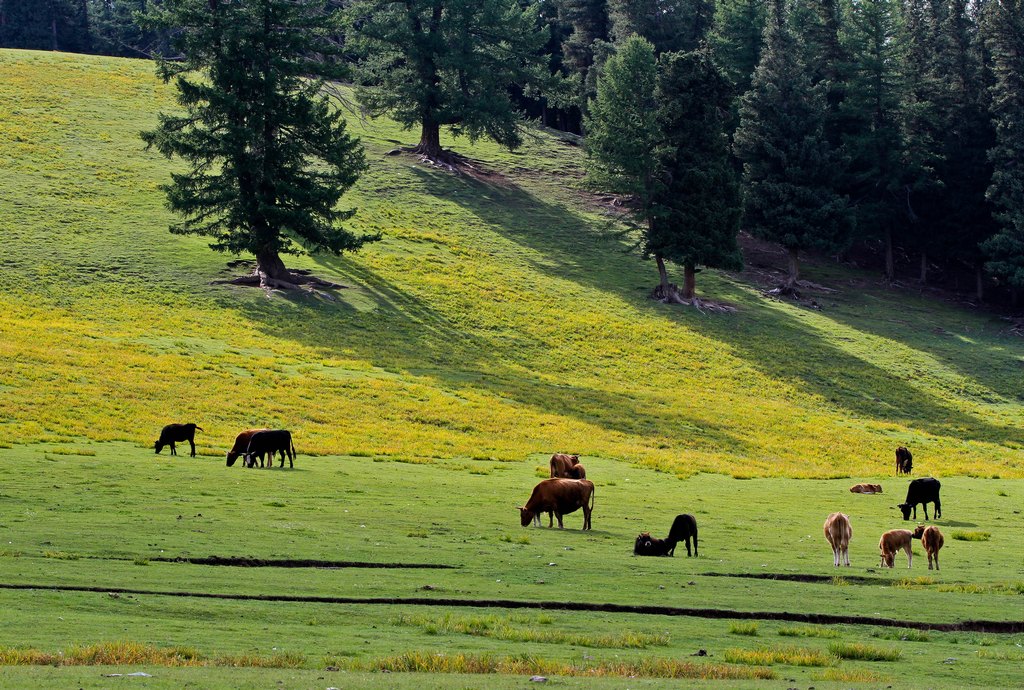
<box><xmin>0</xmin><ymin>50</ymin><xmax>1022</xmax><ymax>687</ymax></box>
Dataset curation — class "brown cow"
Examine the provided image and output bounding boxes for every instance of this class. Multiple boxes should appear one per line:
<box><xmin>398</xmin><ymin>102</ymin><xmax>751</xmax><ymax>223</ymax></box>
<box><xmin>879</xmin><ymin>529</ymin><xmax>914</xmax><ymax>568</ymax></box>
<box><xmin>519</xmin><ymin>478</ymin><xmax>594</xmax><ymax>530</ymax></box>
<box><xmin>565</xmin><ymin>463</ymin><xmax>587</xmax><ymax>479</ymax></box>
<box><xmin>913</xmin><ymin>525</ymin><xmax>944</xmax><ymax>570</ymax></box>
<box><xmin>849</xmin><ymin>483</ymin><xmax>883</xmax><ymax>494</ymax></box>
<box><xmin>226</xmin><ymin>429</ymin><xmax>270</xmax><ymax>467</ymax></box>
<box><xmin>824</xmin><ymin>512</ymin><xmax>852</xmax><ymax>567</ymax></box>
<box><xmin>549</xmin><ymin>453</ymin><xmax>580</xmax><ymax>478</ymax></box>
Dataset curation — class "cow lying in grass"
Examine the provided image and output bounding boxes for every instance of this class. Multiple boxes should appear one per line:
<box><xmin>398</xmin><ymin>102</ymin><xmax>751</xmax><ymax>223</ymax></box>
<box><xmin>633</xmin><ymin>514</ymin><xmax>698</xmax><ymax>557</ymax></box>
<box><xmin>879</xmin><ymin>529</ymin><xmax>914</xmax><ymax>568</ymax></box>
<box><xmin>913</xmin><ymin>525</ymin><xmax>944</xmax><ymax>570</ymax></box>
<box><xmin>849</xmin><ymin>483</ymin><xmax>883</xmax><ymax>494</ymax></box>
<box><xmin>154</xmin><ymin>423</ymin><xmax>203</xmax><ymax>457</ymax></box>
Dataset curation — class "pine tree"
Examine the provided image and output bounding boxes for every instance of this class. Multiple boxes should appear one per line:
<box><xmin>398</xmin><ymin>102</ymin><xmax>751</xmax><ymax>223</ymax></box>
<box><xmin>898</xmin><ymin>0</ymin><xmax>945</xmax><ymax>282</ymax></box>
<box><xmin>650</xmin><ymin>49</ymin><xmax>743</xmax><ymax>300</ymax></box>
<box><xmin>733</xmin><ymin>0</ymin><xmax>851</xmax><ymax>289</ymax></box>
<box><xmin>710</xmin><ymin>0</ymin><xmax>766</xmax><ymax>98</ymax></box>
<box><xmin>981</xmin><ymin>0</ymin><xmax>1024</xmax><ymax>292</ymax></box>
<box><xmin>141</xmin><ymin>0</ymin><xmax>375</xmax><ymax>289</ymax></box>
<box><xmin>345</xmin><ymin>0</ymin><xmax>550</xmax><ymax>162</ymax></box>
<box><xmin>791</xmin><ymin>0</ymin><xmax>848</xmax><ymax>147</ymax></box>
<box><xmin>840</xmin><ymin>0</ymin><xmax>908</xmax><ymax>280</ymax></box>
<box><xmin>608</xmin><ymin>0</ymin><xmax>713</xmax><ymax>55</ymax></box>
<box><xmin>931</xmin><ymin>0</ymin><xmax>995</xmax><ymax>300</ymax></box>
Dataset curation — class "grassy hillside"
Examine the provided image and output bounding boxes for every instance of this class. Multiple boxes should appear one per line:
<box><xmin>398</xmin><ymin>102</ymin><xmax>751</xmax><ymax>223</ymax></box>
<box><xmin>1</xmin><ymin>49</ymin><xmax>1022</xmax><ymax>478</ymax></box>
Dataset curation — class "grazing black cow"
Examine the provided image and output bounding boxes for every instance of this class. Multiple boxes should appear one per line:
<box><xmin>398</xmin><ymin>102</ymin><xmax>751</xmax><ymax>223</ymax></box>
<box><xmin>896</xmin><ymin>446</ymin><xmax>913</xmax><ymax>475</ymax></box>
<box><xmin>244</xmin><ymin>430</ymin><xmax>295</xmax><ymax>469</ymax></box>
<box><xmin>898</xmin><ymin>477</ymin><xmax>941</xmax><ymax>520</ymax></box>
<box><xmin>634</xmin><ymin>532</ymin><xmax>672</xmax><ymax>556</ymax></box>
<box><xmin>666</xmin><ymin>513</ymin><xmax>699</xmax><ymax>557</ymax></box>
<box><xmin>154</xmin><ymin>423</ymin><xmax>203</xmax><ymax>457</ymax></box>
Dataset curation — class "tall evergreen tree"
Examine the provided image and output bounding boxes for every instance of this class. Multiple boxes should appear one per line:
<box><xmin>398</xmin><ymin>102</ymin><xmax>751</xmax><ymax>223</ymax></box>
<box><xmin>931</xmin><ymin>0</ymin><xmax>995</xmax><ymax>299</ymax></box>
<box><xmin>841</xmin><ymin>0</ymin><xmax>909</xmax><ymax>280</ymax></box>
<box><xmin>733</xmin><ymin>0</ymin><xmax>851</xmax><ymax>289</ymax></box>
<box><xmin>345</xmin><ymin>0</ymin><xmax>550</xmax><ymax>162</ymax></box>
<box><xmin>0</xmin><ymin>0</ymin><xmax>91</xmax><ymax>52</ymax></box>
<box><xmin>981</xmin><ymin>0</ymin><xmax>1024</xmax><ymax>292</ymax></box>
<box><xmin>650</xmin><ymin>49</ymin><xmax>743</xmax><ymax>299</ymax></box>
<box><xmin>586</xmin><ymin>37</ymin><xmax>741</xmax><ymax>301</ymax></box>
<box><xmin>608</xmin><ymin>0</ymin><xmax>713</xmax><ymax>55</ymax></box>
<box><xmin>142</xmin><ymin>0</ymin><xmax>375</xmax><ymax>289</ymax></box>
<box><xmin>792</xmin><ymin>0</ymin><xmax>848</xmax><ymax>146</ymax></box>
<box><xmin>898</xmin><ymin>0</ymin><xmax>945</xmax><ymax>282</ymax></box>
<box><xmin>710</xmin><ymin>0</ymin><xmax>765</xmax><ymax>125</ymax></box>
<box><xmin>584</xmin><ymin>35</ymin><xmax>661</xmax><ymax>221</ymax></box>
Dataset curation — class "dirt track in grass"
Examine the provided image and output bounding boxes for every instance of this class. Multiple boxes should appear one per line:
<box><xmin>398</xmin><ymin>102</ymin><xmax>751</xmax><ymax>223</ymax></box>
<box><xmin>2</xmin><ymin>582</ymin><xmax>1020</xmax><ymax>634</ymax></box>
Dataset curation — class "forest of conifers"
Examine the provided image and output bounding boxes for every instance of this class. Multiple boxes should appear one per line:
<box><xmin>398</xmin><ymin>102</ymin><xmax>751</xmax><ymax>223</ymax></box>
<box><xmin>2</xmin><ymin>0</ymin><xmax>1022</xmax><ymax>306</ymax></box>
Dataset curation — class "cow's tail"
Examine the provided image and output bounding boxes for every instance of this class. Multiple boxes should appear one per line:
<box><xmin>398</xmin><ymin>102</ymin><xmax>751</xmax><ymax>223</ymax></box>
<box><xmin>291</xmin><ymin>437</ymin><xmax>296</xmax><ymax>460</ymax></box>
<box><xmin>195</xmin><ymin>425</ymin><xmax>204</xmax><ymax>432</ymax></box>
<box><xmin>589</xmin><ymin>483</ymin><xmax>595</xmax><ymax>513</ymax></box>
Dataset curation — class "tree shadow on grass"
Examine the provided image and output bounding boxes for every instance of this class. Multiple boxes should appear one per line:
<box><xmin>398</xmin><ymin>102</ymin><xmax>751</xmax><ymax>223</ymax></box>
<box><xmin>237</xmin><ymin>253</ymin><xmax>752</xmax><ymax>459</ymax></box>
<box><xmin>400</xmin><ymin>167</ymin><xmax>1020</xmax><ymax>449</ymax></box>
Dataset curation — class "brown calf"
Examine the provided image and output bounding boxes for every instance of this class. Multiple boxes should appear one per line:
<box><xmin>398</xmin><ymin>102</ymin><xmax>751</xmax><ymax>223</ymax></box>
<box><xmin>824</xmin><ymin>512</ymin><xmax>852</xmax><ymax>567</ymax></box>
<box><xmin>912</xmin><ymin>525</ymin><xmax>944</xmax><ymax>570</ymax></box>
<box><xmin>879</xmin><ymin>529</ymin><xmax>914</xmax><ymax>568</ymax></box>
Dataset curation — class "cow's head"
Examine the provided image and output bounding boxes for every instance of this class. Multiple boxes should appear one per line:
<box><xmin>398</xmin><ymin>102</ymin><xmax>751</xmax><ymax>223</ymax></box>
<box><xmin>569</xmin><ymin>455</ymin><xmax>579</xmax><ymax>465</ymax></box>
<box><xmin>911</xmin><ymin>525</ymin><xmax>926</xmax><ymax>539</ymax></box>
<box><xmin>518</xmin><ymin>506</ymin><xmax>534</xmax><ymax>527</ymax></box>
<box><xmin>897</xmin><ymin>503</ymin><xmax>912</xmax><ymax>520</ymax></box>
<box><xmin>154</xmin><ymin>440</ymin><xmax>164</xmax><ymax>454</ymax></box>
<box><xmin>880</xmin><ymin>552</ymin><xmax>894</xmax><ymax>568</ymax></box>
<box><xmin>226</xmin><ymin>451</ymin><xmax>238</xmax><ymax>467</ymax></box>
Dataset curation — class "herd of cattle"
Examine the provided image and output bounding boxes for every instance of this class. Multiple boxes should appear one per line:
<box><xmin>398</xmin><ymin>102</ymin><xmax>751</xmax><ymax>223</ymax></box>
<box><xmin>156</xmin><ymin>428</ymin><xmax>947</xmax><ymax>568</ymax></box>
<box><xmin>155</xmin><ymin>423</ymin><xmax>295</xmax><ymax>468</ymax></box>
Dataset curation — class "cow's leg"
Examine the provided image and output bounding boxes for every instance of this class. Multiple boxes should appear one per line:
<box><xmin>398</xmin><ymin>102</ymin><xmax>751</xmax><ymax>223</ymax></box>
<box><xmin>685</xmin><ymin>537</ymin><xmax>692</xmax><ymax>558</ymax></box>
<box><xmin>556</xmin><ymin>512</ymin><xmax>564</xmax><ymax>529</ymax></box>
<box><xmin>905</xmin><ymin>545</ymin><xmax>913</xmax><ymax>568</ymax></box>
<box><xmin>189</xmin><ymin>439</ymin><xmax>196</xmax><ymax>457</ymax></box>
<box><xmin>934</xmin><ymin>552</ymin><xmax>939</xmax><ymax>570</ymax></box>
<box><xmin>923</xmin><ymin>504</ymin><xmax>929</xmax><ymax>520</ymax></box>
<box><xmin>169</xmin><ymin>442</ymin><xmax>176</xmax><ymax>456</ymax></box>
<box><xmin>582</xmin><ymin>506</ymin><xmax>591</xmax><ymax>530</ymax></box>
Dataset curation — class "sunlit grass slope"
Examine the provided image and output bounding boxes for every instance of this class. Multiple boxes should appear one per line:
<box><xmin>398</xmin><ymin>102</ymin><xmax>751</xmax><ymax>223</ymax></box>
<box><xmin>1</xmin><ymin>49</ymin><xmax>1022</xmax><ymax>478</ymax></box>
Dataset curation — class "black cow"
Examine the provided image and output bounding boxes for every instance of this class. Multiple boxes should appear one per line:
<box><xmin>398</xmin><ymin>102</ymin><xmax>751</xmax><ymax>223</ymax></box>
<box><xmin>896</xmin><ymin>446</ymin><xmax>913</xmax><ymax>475</ymax></box>
<box><xmin>634</xmin><ymin>532</ymin><xmax>672</xmax><ymax>556</ymax></box>
<box><xmin>244</xmin><ymin>430</ymin><xmax>295</xmax><ymax>469</ymax></box>
<box><xmin>898</xmin><ymin>477</ymin><xmax>941</xmax><ymax>520</ymax></box>
<box><xmin>666</xmin><ymin>513</ymin><xmax>699</xmax><ymax>557</ymax></box>
<box><xmin>154</xmin><ymin>423</ymin><xmax>203</xmax><ymax>457</ymax></box>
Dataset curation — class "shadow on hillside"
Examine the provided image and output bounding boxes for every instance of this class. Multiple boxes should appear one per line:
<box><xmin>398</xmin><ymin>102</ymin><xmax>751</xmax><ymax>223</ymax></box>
<box><xmin>401</xmin><ymin>167</ymin><xmax>1019</xmax><ymax>449</ymax></box>
<box><xmin>236</xmin><ymin>255</ymin><xmax>752</xmax><ymax>458</ymax></box>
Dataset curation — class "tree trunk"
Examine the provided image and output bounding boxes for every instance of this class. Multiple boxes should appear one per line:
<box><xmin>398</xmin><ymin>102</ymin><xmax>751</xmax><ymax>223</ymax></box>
<box><xmin>975</xmin><ymin>263</ymin><xmax>984</xmax><ymax>303</ymax></box>
<box><xmin>255</xmin><ymin>248</ymin><xmax>293</xmax><ymax>285</ymax></box>
<box><xmin>415</xmin><ymin>118</ymin><xmax>442</xmax><ymax>159</ymax></box>
<box><xmin>884</xmin><ymin>228</ymin><xmax>895</xmax><ymax>282</ymax></box>
<box><xmin>682</xmin><ymin>263</ymin><xmax>696</xmax><ymax>300</ymax></box>
<box><xmin>656</xmin><ymin>255</ymin><xmax>670</xmax><ymax>290</ymax></box>
<box><xmin>919</xmin><ymin>251</ymin><xmax>928</xmax><ymax>284</ymax></box>
<box><xmin>1011</xmin><ymin>287</ymin><xmax>1019</xmax><ymax>309</ymax></box>
<box><xmin>786</xmin><ymin>247</ymin><xmax>800</xmax><ymax>288</ymax></box>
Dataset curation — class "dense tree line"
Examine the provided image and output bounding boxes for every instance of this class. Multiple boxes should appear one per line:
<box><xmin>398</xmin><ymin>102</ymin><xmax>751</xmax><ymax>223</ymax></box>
<box><xmin>1</xmin><ymin>0</ymin><xmax>1021</xmax><ymax>304</ymax></box>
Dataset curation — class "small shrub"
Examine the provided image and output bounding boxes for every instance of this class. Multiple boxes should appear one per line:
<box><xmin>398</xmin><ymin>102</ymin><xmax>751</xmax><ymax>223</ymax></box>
<box><xmin>828</xmin><ymin>642</ymin><xmax>901</xmax><ymax>661</ymax></box>
<box><xmin>729</xmin><ymin>622</ymin><xmax>759</xmax><ymax>636</ymax></box>
<box><xmin>406</xmin><ymin>530</ymin><xmax>429</xmax><ymax>538</ymax></box>
<box><xmin>778</xmin><ymin>626</ymin><xmax>839</xmax><ymax>639</ymax></box>
<box><xmin>871</xmin><ymin>628</ymin><xmax>929</xmax><ymax>642</ymax></box>
<box><xmin>996</xmin><ymin>490</ymin><xmax>1008</xmax><ymax>497</ymax></box>
<box><xmin>723</xmin><ymin>646</ymin><xmax>832</xmax><ymax>667</ymax></box>
<box><xmin>892</xmin><ymin>576</ymin><xmax>934</xmax><ymax>589</ymax></box>
<box><xmin>952</xmin><ymin>530</ymin><xmax>991</xmax><ymax>541</ymax></box>
<box><xmin>42</xmin><ymin>551</ymin><xmax>79</xmax><ymax>561</ymax></box>
<box><xmin>132</xmin><ymin>558</ymin><xmax>149</xmax><ymax>566</ymax></box>
<box><xmin>831</xmin><ymin>575</ymin><xmax>850</xmax><ymax>587</ymax></box>
<box><xmin>938</xmin><ymin>583</ymin><xmax>987</xmax><ymax>594</ymax></box>
<box><xmin>813</xmin><ymin>668</ymin><xmax>890</xmax><ymax>682</ymax></box>
<box><xmin>976</xmin><ymin>649</ymin><xmax>1024</xmax><ymax>661</ymax></box>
